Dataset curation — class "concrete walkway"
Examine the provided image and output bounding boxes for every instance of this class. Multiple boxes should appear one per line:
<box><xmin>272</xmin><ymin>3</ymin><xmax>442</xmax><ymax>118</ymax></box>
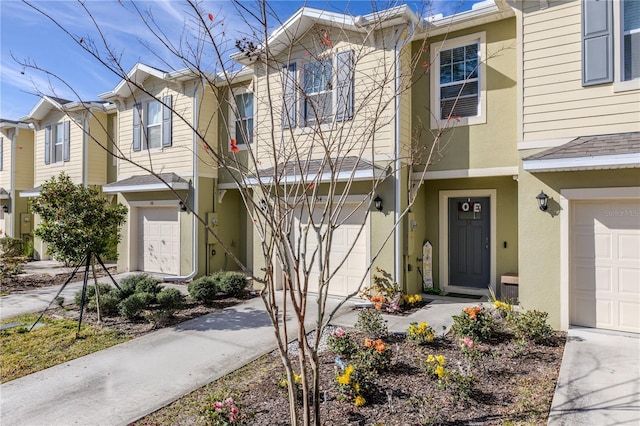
<box><xmin>548</xmin><ymin>327</ymin><xmax>640</xmax><ymax>426</ymax></box>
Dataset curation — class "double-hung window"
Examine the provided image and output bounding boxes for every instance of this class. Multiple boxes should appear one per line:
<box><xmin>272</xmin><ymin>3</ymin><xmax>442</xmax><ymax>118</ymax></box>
<box><xmin>281</xmin><ymin>50</ymin><xmax>354</xmax><ymax>129</ymax></box>
<box><xmin>431</xmin><ymin>32</ymin><xmax>486</xmax><ymax>128</ymax></box>
<box><xmin>44</xmin><ymin>120</ymin><xmax>70</xmax><ymax>164</ymax></box>
<box><xmin>303</xmin><ymin>58</ymin><xmax>333</xmax><ymax>125</ymax></box>
<box><xmin>145</xmin><ymin>101</ymin><xmax>162</xmax><ymax>149</ymax></box>
<box><xmin>234</xmin><ymin>92</ymin><xmax>254</xmax><ymax>146</ymax></box>
<box><xmin>132</xmin><ymin>95</ymin><xmax>173</xmax><ymax>152</ymax></box>
<box><xmin>622</xmin><ymin>0</ymin><xmax>639</xmax><ymax>81</ymax></box>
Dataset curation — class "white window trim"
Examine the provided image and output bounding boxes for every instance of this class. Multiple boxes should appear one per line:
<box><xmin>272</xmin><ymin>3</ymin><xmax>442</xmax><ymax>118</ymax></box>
<box><xmin>613</xmin><ymin>0</ymin><xmax>640</xmax><ymax>92</ymax></box>
<box><xmin>300</xmin><ymin>54</ymin><xmax>341</xmax><ymax>128</ymax></box>
<box><xmin>430</xmin><ymin>31</ymin><xmax>487</xmax><ymax>129</ymax></box>
<box><xmin>144</xmin><ymin>99</ymin><xmax>162</xmax><ymax>151</ymax></box>
<box><xmin>228</xmin><ymin>86</ymin><xmax>254</xmax><ymax>151</ymax></box>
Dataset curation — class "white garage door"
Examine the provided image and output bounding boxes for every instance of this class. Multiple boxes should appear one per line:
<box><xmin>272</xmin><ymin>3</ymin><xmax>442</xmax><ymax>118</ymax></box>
<box><xmin>571</xmin><ymin>199</ymin><xmax>640</xmax><ymax>333</ymax></box>
<box><xmin>137</xmin><ymin>207</ymin><xmax>180</xmax><ymax>275</ymax></box>
<box><xmin>294</xmin><ymin>204</ymin><xmax>368</xmax><ymax>297</ymax></box>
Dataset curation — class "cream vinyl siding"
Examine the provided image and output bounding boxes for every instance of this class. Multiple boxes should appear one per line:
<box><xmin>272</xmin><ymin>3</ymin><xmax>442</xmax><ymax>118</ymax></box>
<box><xmin>522</xmin><ymin>0</ymin><xmax>640</xmax><ymax>141</ymax></box>
<box><xmin>196</xmin><ymin>86</ymin><xmax>219</xmax><ymax>178</ymax></box>
<box><xmin>34</xmin><ymin>113</ymin><xmax>83</xmax><ymax>186</ymax></box>
<box><xmin>253</xmin><ymin>27</ymin><xmax>396</xmax><ymax>168</ymax></box>
<box><xmin>117</xmin><ymin>82</ymin><xmax>194</xmax><ymax>179</ymax></box>
<box><xmin>14</xmin><ymin>130</ymin><xmax>34</xmax><ymax>190</ymax></box>
<box><xmin>87</xmin><ymin>113</ymin><xmax>108</xmax><ymax>186</ymax></box>
<box><xmin>0</xmin><ymin>131</ymin><xmax>8</xmax><ymax>188</ymax></box>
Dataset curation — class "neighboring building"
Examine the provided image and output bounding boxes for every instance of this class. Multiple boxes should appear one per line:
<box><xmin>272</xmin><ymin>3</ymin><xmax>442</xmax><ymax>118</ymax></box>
<box><xmin>100</xmin><ymin>63</ymin><xmax>247</xmax><ymax>278</ymax></box>
<box><xmin>19</xmin><ymin>96</ymin><xmax>113</xmax><ymax>259</ymax></box>
<box><xmin>514</xmin><ymin>0</ymin><xmax>640</xmax><ymax>331</ymax></box>
<box><xmin>0</xmin><ymin>120</ymin><xmax>34</xmax><ymax>242</ymax></box>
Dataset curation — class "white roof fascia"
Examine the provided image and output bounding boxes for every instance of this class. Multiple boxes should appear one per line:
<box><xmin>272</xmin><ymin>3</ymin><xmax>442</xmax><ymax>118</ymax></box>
<box><xmin>523</xmin><ymin>153</ymin><xmax>640</xmax><ymax>172</ymax></box>
<box><xmin>0</xmin><ymin>121</ymin><xmax>30</xmax><ymax>130</ymax></box>
<box><xmin>102</xmin><ymin>181</ymin><xmax>190</xmax><ymax>194</ymax></box>
<box><xmin>19</xmin><ymin>189</ymin><xmax>40</xmax><ymax>198</ymax></box>
<box><xmin>245</xmin><ymin>168</ymin><xmax>385</xmax><ymax>186</ymax></box>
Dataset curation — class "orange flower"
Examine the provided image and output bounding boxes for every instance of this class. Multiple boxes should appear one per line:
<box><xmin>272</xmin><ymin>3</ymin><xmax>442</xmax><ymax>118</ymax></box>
<box><xmin>375</xmin><ymin>302</ymin><xmax>383</xmax><ymax>310</ymax></box>
<box><xmin>374</xmin><ymin>340</ymin><xmax>385</xmax><ymax>353</ymax></box>
<box><xmin>463</xmin><ymin>306</ymin><xmax>482</xmax><ymax>320</ymax></box>
<box><xmin>364</xmin><ymin>338</ymin><xmax>374</xmax><ymax>348</ymax></box>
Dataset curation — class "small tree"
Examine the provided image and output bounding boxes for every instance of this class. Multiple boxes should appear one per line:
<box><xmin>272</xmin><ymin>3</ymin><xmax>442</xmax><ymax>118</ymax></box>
<box><xmin>30</xmin><ymin>173</ymin><xmax>127</xmax><ymax>322</ymax></box>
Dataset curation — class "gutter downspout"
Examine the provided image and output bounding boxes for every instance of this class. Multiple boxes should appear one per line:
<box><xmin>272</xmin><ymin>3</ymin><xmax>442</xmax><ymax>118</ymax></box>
<box><xmin>10</xmin><ymin>128</ymin><xmax>17</xmax><ymax>238</ymax></box>
<box><xmin>165</xmin><ymin>81</ymin><xmax>202</xmax><ymax>282</ymax></box>
<box><xmin>394</xmin><ymin>21</ymin><xmax>414</xmax><ymax>290</ymax></box>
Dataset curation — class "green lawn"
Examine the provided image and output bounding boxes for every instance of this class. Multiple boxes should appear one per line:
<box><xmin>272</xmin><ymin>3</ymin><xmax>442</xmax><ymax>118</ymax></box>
<box><xmin>1</xmin><ymin>313</ymin><xmax>131</xmax><ymax>383</ymax></box>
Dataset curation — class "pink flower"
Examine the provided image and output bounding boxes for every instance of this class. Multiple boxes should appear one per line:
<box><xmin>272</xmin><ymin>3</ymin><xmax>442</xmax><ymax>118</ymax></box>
<box><xmin>225</xmin><ymin>397</ymin><xmax>234</xmax><ymax>405</ymax></box>
<box><xmin>214</xmin><ymin>401</ymin><xmax>223</xmax><ymax>410</ymax></box>
<box><xmin>229</xmin><ymin>413</ymin><xmax>237</xmax><ymax>422</ymax></box>
<box><xmin>333</xmin><ymin>327</ymin><xmax>346</xmax><ymax>337</ymax></box>
<box><xmin>461</xmin><ymin>336</ymin><xmax>474</xmax><ymax>350</ymax></box>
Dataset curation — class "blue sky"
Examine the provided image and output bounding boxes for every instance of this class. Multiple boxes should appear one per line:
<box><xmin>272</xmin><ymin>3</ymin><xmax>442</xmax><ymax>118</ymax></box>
<box><xmin>0</xmin><ymin>0</ymin><xmax>480</xmax><ymax>119</ymax></box>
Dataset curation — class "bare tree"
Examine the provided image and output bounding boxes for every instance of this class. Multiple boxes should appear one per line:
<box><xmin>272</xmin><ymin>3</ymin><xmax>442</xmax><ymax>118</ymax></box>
<box><xmin>14</xmin><ymin>1</ymin><xmax>477</xmax><ymax>424</ymax></box>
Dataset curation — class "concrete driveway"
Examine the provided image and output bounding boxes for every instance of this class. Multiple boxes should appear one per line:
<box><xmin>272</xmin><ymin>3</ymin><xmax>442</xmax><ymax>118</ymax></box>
<box><xmin>548</xmin><ymin>327</ymin><xmax>640</xmax><ymax>426</ymax></box>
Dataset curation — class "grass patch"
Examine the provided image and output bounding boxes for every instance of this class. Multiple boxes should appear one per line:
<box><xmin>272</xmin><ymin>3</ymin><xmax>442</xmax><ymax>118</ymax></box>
<box><xmin>1</xmin><ymin>313</ymin><xmax>131</xmax><ymax>383</ymax></box>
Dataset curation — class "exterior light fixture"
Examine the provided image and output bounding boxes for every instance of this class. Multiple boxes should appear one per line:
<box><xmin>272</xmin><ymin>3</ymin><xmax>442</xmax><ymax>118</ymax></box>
<box><xmin>2</xmin><ymin>205</ymin><xmax>8</xmax><ymax>213</ymax></box>
<box><xmin>178</xmin><ymin>201</ymin><xmax>187</xmax><ymax>212</ymax></box>
<box><xmin>260</xmin><ymin>199</ymin><xmax>268</xmax><ymax>211</ymax></box>
<box><xmin>536</xmin><ymin>190</ymin><xmax>549</xmax><ymax>211</ymax></box>
<box><xmin>374</xmin><ymin>195</ymin><xmax>383</xmax><ymax>212</ymax></box>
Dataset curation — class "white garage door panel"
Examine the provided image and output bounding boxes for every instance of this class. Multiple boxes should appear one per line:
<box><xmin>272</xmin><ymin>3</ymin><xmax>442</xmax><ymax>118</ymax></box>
<box><xmin>295</xmin><ymin>204</ymin><xmax>368</xmax><ymax>297</ymax></box>
<box><xmin>138</xmin><ymin>208</ymin><xmax>180</xmax><ymax>275</ymax></box>
<box><xmin>570</xmin><ymin>199</ymin><xmax>640</xmax><ymax>333</ymax></box>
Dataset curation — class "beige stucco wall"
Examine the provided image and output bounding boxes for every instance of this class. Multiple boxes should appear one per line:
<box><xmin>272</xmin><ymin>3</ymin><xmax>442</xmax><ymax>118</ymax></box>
<box><xmin>520</xmin><ymin>0</ymin><xmax>640</xmax><ymax>141</ymax></box>
<box><xmin>409</xmin><ymin>176</ymin><xmax>519</xmax><ymax>295</ymax></box>
<box><xmin>518</xmin><ymin>165</ymin><xmax>640</xmax><ymax>329</ymax></box>
<box><xmin>412</xmin><ymin>17</ymin><xmax>518</xmax><ymax>172</ymax></box>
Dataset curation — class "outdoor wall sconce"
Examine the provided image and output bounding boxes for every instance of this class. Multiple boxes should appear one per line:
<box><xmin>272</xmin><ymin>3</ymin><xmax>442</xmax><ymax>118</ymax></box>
<box><xmin>2</xmin><ymin>205</ymin><xmax>8</xmax><ymax>213</ymax></box>
<box><xmin>259</xmin><ymin>199</ymin><xmax>268</xmax><ymax>211</ymax></box>
<box><xmin>178</xmin><ymin>201</ymin><xmax>187</xmax><ymax>212</ymax></box>
<box><xmin>374</xmin><ymin>195</ymin><xmax>383</xmax><ymax>212</ymax></box>
<box><xmin>536</xmin><ymin>190</ymin><xmax>549</xmax><ymax>211</ymax></box>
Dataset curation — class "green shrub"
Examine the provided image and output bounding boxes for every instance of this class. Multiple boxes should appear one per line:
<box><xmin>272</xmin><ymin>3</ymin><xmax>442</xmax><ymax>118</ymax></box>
<box><xmin>97</xmin><ymin>292</ymin><xmax>121</xmax><ymax>316</ymax></box>
<box><xmin>188</xmin><ymin>275</ymin><xmax>220</xmax><ymax>304</ymax></box>
<box><xmin>353</xmin><ymin>338</ymin><xmax>392</xmax><ymax>373</ymax></box>
<box><xmin>117</xmin><ymin>273</ymin><xmax>152</xmax><ymax>298</ymax></box>
<box><xmin>136</xmin><ymin>292</ymin><xmax>156</xmax><ymax>307</ymax></box>
<box><xmin>355</xmin><ymin>308</ymin><xmax>388</xmax><ymax>339</ymax></box>
<box><xmin>217</xmin><ymin>271</ymin><xmax>248</xmax><ymax>297</ymax></box>
<box><xmin>451</xmin><ymin>306</ymin><xmax>498</xmax><ymax>342</ymax></box>
<box><xmin>135</xmin><ymin>277</ymin><xmax>163</xmax><ymax>296</ymax></box>
<box><xmin>0</xmin><ymin>237</ymin><xmax>24</xmax><ymax>257</ymax></box>
<box><xmin>118</xmin><ymin>293</ymin><xmax>147</xmax><ymax>320</ymax></box>
<box><xmin>511</xmin><ymin>309</ymin><xmax>554</xmax><ymax>344</ymax></box>
<box><xmin>0</xmin><ymin>237</ymin><xmax>27</xmax><ymax>278</ymax></box>
<box><xmin>157</xmin><ymin>288</ymin><xmax>185</xmax><ymax>315</ymax></box>
<box><xmin>74</xmin><ymin>283</ymin><xmax>115</xmax><ymax>307</ymax></box>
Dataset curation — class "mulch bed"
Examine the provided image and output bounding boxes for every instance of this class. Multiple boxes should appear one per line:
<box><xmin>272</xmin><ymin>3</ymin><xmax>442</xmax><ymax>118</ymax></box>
<box><xmin>1</xmin><ymin>267</ymin><xmax>118</xmax><ymax>294</ymax></box>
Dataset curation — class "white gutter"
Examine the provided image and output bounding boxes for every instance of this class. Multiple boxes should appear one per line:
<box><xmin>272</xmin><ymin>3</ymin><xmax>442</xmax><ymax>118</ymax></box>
<box><xmin>165</xmin><ymin>81</ymin><xmax>202</xmax><ymax>282</ymax></box>
<box><xmin>394</xmin><ymin>21</ymin><xmax>414</xmax><ymax>289</ymax></box>
<box><xmin>523</xmin><ymin>153</ymin><xmax>640</xmax><ymax>172</ymax></box>
<box><xmin>10</xmin><ymin>128</ymin><xmax>16</xmax><ymax>237</ymax></box>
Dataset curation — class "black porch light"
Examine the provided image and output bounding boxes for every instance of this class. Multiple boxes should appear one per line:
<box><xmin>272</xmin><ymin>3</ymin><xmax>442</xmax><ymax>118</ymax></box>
<box><xmin>178</xmin><ymin>201</ymin><xmax>187</xmax><ymax>212</ymax></box>
<box><xmin>2</xmin><ymin>205</ymin><xmax>8</xmax><ymax>213</ymax></box>
<box><xmin>374</xmin><ymin>195</ymin><xmax>383</xmax><ymax>212</ymax></box>
<box><xmin>536</xmin><ymin>190</ymin><xmax>549</xmax><ymax>211</ymax></box>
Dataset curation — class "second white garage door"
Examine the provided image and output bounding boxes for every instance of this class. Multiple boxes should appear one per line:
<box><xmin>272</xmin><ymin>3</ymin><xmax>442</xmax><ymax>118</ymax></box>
<box><xmin>570</xmin><ymin>199</ymin><xmax>640</xmax><ymax>333</ymax></box>
<box><xmin>137</xmin><ymin>207</ymin><xmax>180</xmax><ymax>275</ymax></box>
<box><xmin>294</xmin><ymin>204</ymin><xmax>368</xmax><ymax>297</ymax></box>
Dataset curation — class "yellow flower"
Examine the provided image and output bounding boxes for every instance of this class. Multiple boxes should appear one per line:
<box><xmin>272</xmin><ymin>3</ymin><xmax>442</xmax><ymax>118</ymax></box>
<box><xmin>337</xmin><ymin>373</ymin><xmax>350</xmax><ymax>385</ymax></box>
<box><xmin>415</xmin><ymin>294</ymin><xmax>422</xmax><ymax>302</ymax></box>
<box><xmin>353</xmin><ymin>382</ymin><xmax>360</xmax><ymax>393</ymax></box>
<box><xmin>435</xmin><ymin>355</ymin><xmax>445</xmax><ymax>365</ymax></box>
<box><xmin>344</xmin><ymin>365</ymin><xmax>354</xmax><ymax>376</ymax></box>
<box><xmin>294</xmin><ymin>374</ymin><xmax>302</xmax><ymax>385</ymax></box>
<box><xmin>354</xmin><ymin>395</ymin><xmax>366</xmax><ymax>406</ymax></box>
<box><xmin>426</xmin><ymin>354</ymin><xmax>435</xmax><ymax>363</ymax></box>
<box><xmin>435</xmin><ymin>365</ymin><xmax>445</xmax><ymax>378</ymax></box>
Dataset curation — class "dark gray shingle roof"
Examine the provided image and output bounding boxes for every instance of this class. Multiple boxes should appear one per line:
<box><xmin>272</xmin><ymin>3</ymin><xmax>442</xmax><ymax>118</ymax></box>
<box><xmin>525</xmin><ymin>132</ymin><xmax>640</xmax><ymax>161</ymax></box>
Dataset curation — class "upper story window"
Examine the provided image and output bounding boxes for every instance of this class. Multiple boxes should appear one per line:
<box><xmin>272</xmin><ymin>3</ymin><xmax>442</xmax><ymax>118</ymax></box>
<box><xmin>623</xmin><ymin>0</ymin><xmax>639</xmax><ymax>81</ymax></box>
<box><xmin>303</xmin><ymin>59</ymin><xmax>333</xmax><ymax>125</ymax></box>
<box><xmin>281</xmin><ymin>50</ymin><xmax>354</xmax><ymax>129</ymax></box>
<box><xmin>132</xmin><ymin>95</ymin><xmax>173</xmax><ymax>152</ymax></box>
<box><xmin>583</xmin><ymin>0</ymin><xmax>639</xmax><ymax>88</ymax></box>
<box><xmin>233</xmin><ymin>92</ymin><xmax>254</xmax><ymax>147</ymax></box>
<box><xmin>430</xmin><ymin>32</ymin><xmax>486</xmax><ymax>128</ymax></box>
<box><xmin>145</xmin><ymin>101</ymin><xmax>162</xmax><ymax>149</ymax></box>
<box><xmin>44</xmin><ymin>120</ymin><xmax>70</xmax><ymax>165</ymax></box>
